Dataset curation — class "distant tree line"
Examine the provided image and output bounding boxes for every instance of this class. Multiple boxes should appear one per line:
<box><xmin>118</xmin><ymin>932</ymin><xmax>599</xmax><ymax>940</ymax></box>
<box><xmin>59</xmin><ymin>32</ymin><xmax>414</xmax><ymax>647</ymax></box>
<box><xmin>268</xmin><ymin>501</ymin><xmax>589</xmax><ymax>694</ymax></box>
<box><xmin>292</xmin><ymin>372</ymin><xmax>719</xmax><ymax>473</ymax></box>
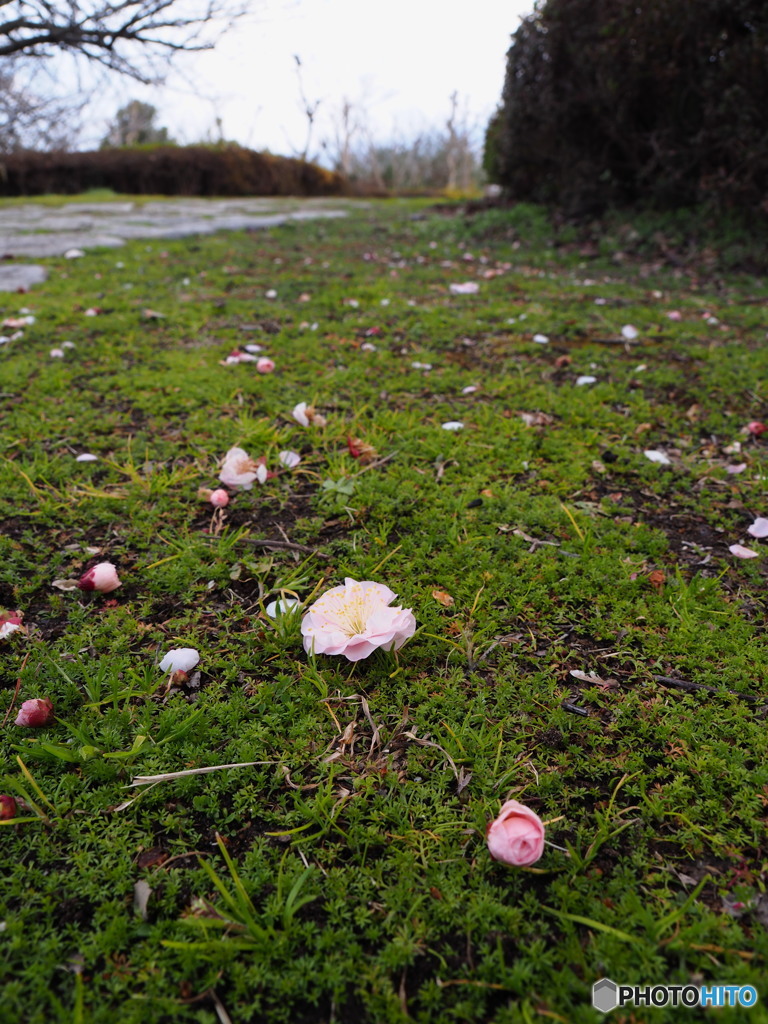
<box><xmin>485</xmin><ymin>0</ymin><xmax>768</xmax><ymax>214</ymax></box>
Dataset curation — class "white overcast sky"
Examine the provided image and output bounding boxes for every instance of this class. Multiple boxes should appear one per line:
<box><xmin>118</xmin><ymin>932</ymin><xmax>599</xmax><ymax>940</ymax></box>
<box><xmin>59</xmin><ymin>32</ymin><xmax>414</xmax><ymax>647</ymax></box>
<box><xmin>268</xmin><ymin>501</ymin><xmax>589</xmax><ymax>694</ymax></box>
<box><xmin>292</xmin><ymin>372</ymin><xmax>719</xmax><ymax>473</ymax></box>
<box><xmin>81</xmin><ymin>0</ymin><xmax>534</xmax><ymax>159</ymax></box>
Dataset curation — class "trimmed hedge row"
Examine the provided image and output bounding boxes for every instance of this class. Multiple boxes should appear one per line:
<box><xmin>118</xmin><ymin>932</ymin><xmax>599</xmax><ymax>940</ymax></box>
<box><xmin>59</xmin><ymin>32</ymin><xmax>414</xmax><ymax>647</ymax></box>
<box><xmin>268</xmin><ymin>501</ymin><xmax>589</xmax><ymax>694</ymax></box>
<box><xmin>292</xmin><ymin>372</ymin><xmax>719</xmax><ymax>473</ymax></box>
<box><xmin>487</xmin><ymin>0</ymin><xmax>768</xmax><ymax>214</ymax></box>
<box><xmin>0</xmin><ymin>145</ymin><xmax>348</xmax><ymax>197</ymax></box>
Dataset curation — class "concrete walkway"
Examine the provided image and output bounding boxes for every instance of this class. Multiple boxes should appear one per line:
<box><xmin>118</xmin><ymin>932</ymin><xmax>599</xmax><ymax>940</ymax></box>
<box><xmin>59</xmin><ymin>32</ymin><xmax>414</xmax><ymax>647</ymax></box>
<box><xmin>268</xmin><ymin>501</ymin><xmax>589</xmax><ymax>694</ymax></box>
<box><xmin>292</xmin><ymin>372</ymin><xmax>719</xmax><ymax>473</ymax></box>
<box><xmin>0</xmin><ymin>197</ymin><xmax>349</xmax><ymax>291</ymax></box>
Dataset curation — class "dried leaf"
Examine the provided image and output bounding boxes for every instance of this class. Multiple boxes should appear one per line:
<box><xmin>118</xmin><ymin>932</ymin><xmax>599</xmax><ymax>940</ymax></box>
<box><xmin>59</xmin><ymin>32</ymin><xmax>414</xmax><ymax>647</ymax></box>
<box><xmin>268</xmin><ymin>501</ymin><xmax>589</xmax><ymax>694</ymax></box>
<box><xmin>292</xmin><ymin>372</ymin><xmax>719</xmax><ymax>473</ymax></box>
<box><xmin>431</xmin><ymin>589</ymin><xmax>455</xmax><ymax>607</ymax></box>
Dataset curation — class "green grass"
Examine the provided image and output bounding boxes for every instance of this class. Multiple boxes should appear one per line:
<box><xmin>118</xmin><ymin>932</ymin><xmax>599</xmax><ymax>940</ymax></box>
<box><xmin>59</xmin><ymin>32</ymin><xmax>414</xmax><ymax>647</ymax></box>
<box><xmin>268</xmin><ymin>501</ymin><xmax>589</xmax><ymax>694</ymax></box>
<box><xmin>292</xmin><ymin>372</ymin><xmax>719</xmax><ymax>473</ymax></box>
<box><xmin>1</xmin><ymin>196</ymin><xmax>767</xmax><ymax>1023</ymax></box>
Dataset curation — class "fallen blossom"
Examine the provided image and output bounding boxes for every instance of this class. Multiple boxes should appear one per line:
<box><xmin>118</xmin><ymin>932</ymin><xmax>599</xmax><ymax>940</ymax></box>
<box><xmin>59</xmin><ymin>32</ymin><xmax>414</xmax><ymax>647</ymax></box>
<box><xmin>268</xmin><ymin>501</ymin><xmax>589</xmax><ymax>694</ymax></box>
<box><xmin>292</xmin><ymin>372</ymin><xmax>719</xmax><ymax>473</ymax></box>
<box><xmin>411</xmin><ymin>361</ymin><xmax>432</xmax><ymax>370</ymax></box>
<box><xmin>265</xmin><ymin>289</ymin><xmax>277</xmax><ymax>299</ymax></box>
<box><xmin>209</xmin><ymin>488</ymin><xmax>230</xmax><ymax>508</ymax></box>
<box><xmin>75</xmin><ymin>453</ymin><xmax>98</xmax><ymax>462</ymax></box>
<box><xmin>220</xmin><ymin>350</ymin><xmax>258</xmax><ymax>365</ymax></box>
<box><xmin>532</xmin><ymin>333</ymin><xmax>549</xmax><ymax>344</ymax></box>
<box><xmin>342</xmin><ymin>298</ymin><xmax>359</xmax><ymax>308</ymax></box>
<box><xmin>292</xmin><ymin>402</ymin><xmax>326</xmax><ymax>428</ymax></box>
<box><xmin>265</xmin><ymin>598</ymin><xmax>300</xmax><ymax>617</ymax></box>
<box><xmin>644</xmin><ymin>450</ymin><xmax>671</xmax><ymax>465</ymax></box>
<box><xmin>666</xmin><ymin>310</ymin><xmax>682</xmax><ymax>320</ymax></box>
<box><xmin>83</xmin><ymin>308</ymin><xmax>102</xmax><ymax>317</ymax></box>
<box><xmin>0</xmin><ymin>610</ymin><xmax>23</xmax><ymax>639</ymax></box>
<box><xmin>301</xmin><ymin>578</ymin><xmax>416</xmax><ymax>661</ymax></box>
<box><xmin>347</xmin><ymin>437</ymin><xmax>378</xmax><ymax>463</ymax></box>
<box><xmin>621</xmin><ymin>325</ymin><xmax>639</xmax><ymax>340</ymax></box>
<box><xmin>298</xmin><ymin>292</ymin><xmax>311</xmax><ymax>302</ymax></box>
<box><xmin>441</xmin><ymin>421</ymin><xmax>464</xmax><ymax>431</ymax></box>
<box><xmin>219</xmin><ymin>447</ymin><xmax>266</xmax><ymax>489</ymax></box>
<box><xmin>486</xmin><ymin>800</ymin><xmax>545</xmax><ymax>867</ymax></box>
<box><xmin>449</xmin><ymin>282</ymin><xmax>479</xmax><ymax>295</ymax></box>
<box><xmin>50</xmin><ymin>348</ymin><xmax>65</xmax><ymax>359</ymax></box>
<box><xmin>462</xmin><ymin>385</ymin><xmax>478</xmax><ymax>394</ymax></box>
<box><xmin>575</xmin><ymin>375</ymin><xmax>597</xmax><ymax>386</ymax></box>
<box><xmin>729</xmin><ymin>544</ymin><xmax>759</xmax><ymax>559</ymax></box>
<box><xmin>380</xmin><ymin>298</ymin><xmax>391</xmax><ymax>306</ymax></box>
<box><xmin>2</xmin><ymin>315</ymin><xmax>34</xmax><ymax>327</ymax></box>
<box><xmin>62</xmin><ymin>341</ymin><xmax>75</xmax><ymax>350</ymax></box>
<box><xmin>79</xmin><ymin>562</ymin><xmax>121</xmax><ymax>593</ymax></box>
<box><xmin>747</xmin><ymin>517</ymin><xmax>768</xmax><ymax>539</ymax></box>
<box><xmin>15</xmin><ymin>698</ymin><xmax>54</xmax><ymax>727</ymax></box>
<box><xmin>159</xmin><ymin>648</ymin><xmax>200</xmax><ymax>674</ymax></box>
<box><xmin>0</xmin><ymin>794</ymin><xmax>18</xmax><ymax>819</ymax></box>
<box><xmin>64</xmin><ymin>248</ymin><xmax>85</xmax><ymax>259</ymax></box>
<box><xmin>278</xmin><ymin>450</ymin><xmax>301</xmax><ymax>469</ymax></box>
<box><xmin>726</xmin><ymin>464</ymin><xmax>747</xmax><ymax>475</ymax></box>
<box><xmin>747</xmin><ymin>421</ymin><xmax>767</xmax><ymax>436</ymax></box>
<box><xmin>361</xmin><ymin>342</ymin><xmax>377</xmax><ymax>352</ymax></box>
<box><xmin>256</xmin><ymin>357</ymin><xmax>275</xmax><ymax>374</ymax></box>
<box><xmin>243</xmin><ymin>343</ymin><xmax>264</xmax><ymax>354</ymax></box>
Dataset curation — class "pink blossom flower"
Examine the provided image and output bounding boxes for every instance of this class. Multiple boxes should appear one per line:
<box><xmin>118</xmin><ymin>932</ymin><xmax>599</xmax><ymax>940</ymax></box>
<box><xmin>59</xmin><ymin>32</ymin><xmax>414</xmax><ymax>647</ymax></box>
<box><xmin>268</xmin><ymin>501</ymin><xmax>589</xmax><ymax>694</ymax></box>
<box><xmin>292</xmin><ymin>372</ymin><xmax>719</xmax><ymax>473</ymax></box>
<box><xmin>292</xmin><ymin>402</ymin><xmax>326</xmax><ymax>428</ymax></box>
<box><xmin>218</xmin><ymin>447</ymin><xmax>265</xmax><ymax>489</ymax></box>
<box><xmin>301</xmin><ymin>578</ymin><xmax>416</xmax><ymax>661</ymax></box>
<box><xmin>78</xmin><ymin>562</ymin><xmax>121</xmax><ymax>593</ymax></box>
<box><xmin>666</xmin><ymin>310</ymin><xmax>682</xmax><ymax>320</ymax></box>
<box><xmin>0</xmin><ymin>609</ymin><xmax>23</xmax><ymax>640</ymax></box>
<box><xmin>747</xmin><ymin>421</ymin><xmax>767</xmax><ymax>436</ymax></box>
<box><xmin>0</xmin><ymin>794</ymin><xmax>18</xmax><ymax>819</ymax></box>
<box><xmin>449</xmin><ymin>282</ymin><xmax>479</xmax><ymax>295</ymax></box>
<box><xmin>15</xmin><ymin>697</ymin><xmax>54</xmax><ymax>727</ymax></box>
<box><xmin>256</xmin><ymin>357</ymin><xmax>275</xmax><ymax>374</ymax></box>
<box><xmin>486</xmin><ymin>800</ymin><xmax>546</xmax><ymax>866</ymax></box>
<box><xmin>209</xmin><ymin>488</ymin><xmax>230</xmax><ymax>508</ymax></box>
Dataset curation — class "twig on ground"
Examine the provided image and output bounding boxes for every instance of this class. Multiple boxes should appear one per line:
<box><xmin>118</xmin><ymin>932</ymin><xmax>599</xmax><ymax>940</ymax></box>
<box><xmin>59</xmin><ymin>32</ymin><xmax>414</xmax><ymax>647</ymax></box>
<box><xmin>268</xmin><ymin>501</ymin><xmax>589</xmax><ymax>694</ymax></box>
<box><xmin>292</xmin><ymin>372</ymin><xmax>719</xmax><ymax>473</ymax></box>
<box><xmin>653</xmin><ymin>675</ymin><xmax>765</xmax><ymax>703</ymax></box>
<box><xmin>2</xmin><ymin>649</ymin><xmax>31</xmax><ymax>727</ymax></box>
<box><xmin>244</xmin><ymin>538</ymin><xmax>330</xmax><ymax>558</ymax></box>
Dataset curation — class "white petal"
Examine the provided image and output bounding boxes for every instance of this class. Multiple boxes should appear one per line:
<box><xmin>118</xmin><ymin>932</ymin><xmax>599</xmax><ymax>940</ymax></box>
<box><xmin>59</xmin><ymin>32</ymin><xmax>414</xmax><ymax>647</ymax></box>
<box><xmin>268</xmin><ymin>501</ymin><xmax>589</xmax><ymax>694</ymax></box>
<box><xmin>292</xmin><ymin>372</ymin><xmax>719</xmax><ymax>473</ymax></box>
<box><xmin>575</xmin><ymin>375</ymin><xmax>597</xmax><ymax>386</ymax></box>
<box><xmin>159</xmin><ymin>648</ymin><xmax>200</xmax><ymax>673</ymax></box>
<box><xmin>265</xmin><ymin>598</ymin><xmax>300</xmax><ymax>617</ymax></box>
<box><xmin>462</xmin><ymin>385</ymin><xmax>478</xmax><ymax>394</ymax></box>
<box><xmin>255</xmin><ymin>463</ymin><xmax>268</xmax><ymax>484</ymax></box>
<box><xmin>243</xmin><ymin>344</ymin><xmax>264</xmax><ymax>353</ymax></box>
<box><xmin>621</xmin><ymin>325</ymin><xmax>639</xmax><ymax>340</ymax></box>
<box><xmin>533</xmin><ymin>333</ymin><xmax>549</xmax><ymax>344</ymax></box>
<box><xmin>279</xmin><ymin>450</ymin><xmax>301</xmax><ymax>469</ymax></box>
<box><xmin>441</xmin><ymin>421</ymin><xmax>464</xmax><ymax>431</ymax></box>
<box><xmin>75</xmin><ymin>453</ymin><xmax>98</xmax><ymax>462</ymax></box>
<box><xmin>644</xmin><ymin>450</ymin><xmax>671</xmax><ymax>465</ymax></box>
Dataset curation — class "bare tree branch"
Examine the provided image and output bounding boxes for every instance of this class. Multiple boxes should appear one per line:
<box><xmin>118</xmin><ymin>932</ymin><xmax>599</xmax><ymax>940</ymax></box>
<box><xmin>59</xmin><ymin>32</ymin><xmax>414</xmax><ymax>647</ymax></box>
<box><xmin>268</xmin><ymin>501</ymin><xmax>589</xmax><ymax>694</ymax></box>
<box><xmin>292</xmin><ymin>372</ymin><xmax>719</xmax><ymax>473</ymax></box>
<box><xmin>0</xmin><ymin>0</ymin><xmax>245</xmax><ymax>83</ymax></box>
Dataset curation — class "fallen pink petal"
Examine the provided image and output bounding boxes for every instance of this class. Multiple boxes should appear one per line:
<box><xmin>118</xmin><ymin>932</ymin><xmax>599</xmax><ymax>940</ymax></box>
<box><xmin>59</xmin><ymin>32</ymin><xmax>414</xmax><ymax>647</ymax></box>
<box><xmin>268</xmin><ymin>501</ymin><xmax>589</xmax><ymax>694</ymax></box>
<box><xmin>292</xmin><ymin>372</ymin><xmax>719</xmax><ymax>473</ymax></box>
<box><xmin>449</xmin><ymin>282</ymin><xmax>479</xmax><ymax>295</ymax></box>
<box><xmin>49</xmin><ymin>348</ymin><xmax>65</xmax><ymax>359</ymax></box>
<box><xmin>486</xmin><ymin>800</ymin><xmax>546</xmax><ymax>867</ymax></box>
<box><xmin>747</xmin><ymin>517</ymin><xmax>768</xmax><ymax>539</ymax></box>
<box><xmin>729</xmin><ymin>544</ymin><xmax>759</xmax><ymax>559</ymax></box>
<box><xmin>278</xmin><ymin>450</ymin><xmax>301</xmax><ymax>469</ymax></box>
<box><xmin>301</xmin><ymin>578</ymin><xmax>416</xmax><ymax>662</ymax></box>
<box><xmin>256</xmin><ymin>357</ymin><xmax>275</xmax><ymax>374</ymax></box>
<box><xmin>726</xmin><ymin>464</ymin><xmax>747</xmax><ymax>474</ymax></box>
<box><xmin>0</xmin><ymin>609</ymin><xmax>24</xmax><ymax>640</ymax></box>
<box><xmin>621</xmin><ymin>325</ymin><xmax>639</xmax><ymax>340</ymax></box>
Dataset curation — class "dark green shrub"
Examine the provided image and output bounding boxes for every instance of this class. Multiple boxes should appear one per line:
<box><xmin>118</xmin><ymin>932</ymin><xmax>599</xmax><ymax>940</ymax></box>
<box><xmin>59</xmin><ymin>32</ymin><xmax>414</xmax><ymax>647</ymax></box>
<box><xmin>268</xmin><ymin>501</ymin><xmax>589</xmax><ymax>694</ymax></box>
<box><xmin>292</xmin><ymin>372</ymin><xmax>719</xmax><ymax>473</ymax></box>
<box><xmin>0</xmin><ymin>145</ymin><xmax>348</xmax><ymax>197</ymax></box>
<box><xmin>489</xmin><ymin>0</ymin><xmax>768</xmax><ymax>215</ymax></box>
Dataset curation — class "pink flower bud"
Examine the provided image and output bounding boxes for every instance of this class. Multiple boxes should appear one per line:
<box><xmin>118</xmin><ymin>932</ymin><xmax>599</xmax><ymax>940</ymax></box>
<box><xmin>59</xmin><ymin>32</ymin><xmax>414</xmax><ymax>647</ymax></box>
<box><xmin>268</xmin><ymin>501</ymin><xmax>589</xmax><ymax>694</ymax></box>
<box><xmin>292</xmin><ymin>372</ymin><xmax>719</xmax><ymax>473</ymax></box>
<box><xmin>486</xmin><ymin>800</ymin><xmax>546</xmax><ymax>867</ymax></box>
<box><xmin>209</xmin><ymin>488</ymin><xmax>230</xmax><ymax>508</ymax></box>
<box><xmin>0</xmin><ymin>794</ymin><xmax>18</xmax><ymax>819</ymax></box>
<box><xmin>15</xmin><ymin>697</ymin><xmax>54</xmax><ymax>727</ymax></box>
<box><xmin>78</xmin><ymin>562</ymin><xmax>121</xmax><ymax>593</ymax></box>
<box><xmin>256</xmin><ymin>357</ymin><xmax>275</xmax><ymax>374</ymax></box>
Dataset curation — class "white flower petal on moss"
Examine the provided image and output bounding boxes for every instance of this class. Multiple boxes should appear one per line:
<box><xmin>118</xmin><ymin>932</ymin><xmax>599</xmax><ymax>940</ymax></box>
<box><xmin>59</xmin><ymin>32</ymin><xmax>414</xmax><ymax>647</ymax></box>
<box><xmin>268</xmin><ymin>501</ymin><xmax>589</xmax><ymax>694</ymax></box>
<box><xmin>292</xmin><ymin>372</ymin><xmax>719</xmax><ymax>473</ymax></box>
<box><xmin>644</xmin><ymin>450</ymin><xmax>671</xmax><ymax>465</ymax></box>
<box><xmin>441</xmin><ymin>421</ymin><xmax>464</xmax><ymax>431</ymax></box>
<box><xmin>159</xmin><ymin>648</ymin><xmax>200</xmax><ymax>673</ymax></box>
<box><xmin>265</xmin><ymin>598</ymin><xmax>300</xmax><ymax>618</ymax></box>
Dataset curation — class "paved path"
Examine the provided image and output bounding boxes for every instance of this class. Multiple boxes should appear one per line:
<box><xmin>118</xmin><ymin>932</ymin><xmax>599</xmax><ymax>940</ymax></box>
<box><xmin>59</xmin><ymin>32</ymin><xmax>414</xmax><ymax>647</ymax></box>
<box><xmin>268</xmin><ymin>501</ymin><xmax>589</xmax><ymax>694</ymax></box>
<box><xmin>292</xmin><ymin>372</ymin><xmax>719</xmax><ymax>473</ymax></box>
<box><xmin>0</xmin><ymin>197</ymin><xmax>349</xmax><ymax>291</ymax></box>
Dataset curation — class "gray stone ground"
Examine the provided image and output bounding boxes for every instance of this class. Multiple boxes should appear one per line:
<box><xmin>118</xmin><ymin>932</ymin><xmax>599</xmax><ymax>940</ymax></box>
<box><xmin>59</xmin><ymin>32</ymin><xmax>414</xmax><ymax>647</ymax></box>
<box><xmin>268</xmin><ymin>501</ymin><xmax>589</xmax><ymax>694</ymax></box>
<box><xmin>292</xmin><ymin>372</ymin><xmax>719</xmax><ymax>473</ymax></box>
<box><xmin>0</xmin><ymin>197</ymin><xmax>349</xmax><ymax>291</ymax></box>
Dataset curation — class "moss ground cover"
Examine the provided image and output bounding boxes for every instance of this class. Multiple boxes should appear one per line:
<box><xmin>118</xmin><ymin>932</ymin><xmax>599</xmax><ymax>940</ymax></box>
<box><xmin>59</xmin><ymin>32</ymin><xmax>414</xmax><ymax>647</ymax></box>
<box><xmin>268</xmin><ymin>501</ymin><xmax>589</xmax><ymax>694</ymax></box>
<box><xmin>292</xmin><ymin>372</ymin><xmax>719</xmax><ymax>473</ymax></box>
<box><xmin>1</xmin><ymin>197</ymin><xmax>767</xmax><ymax>1023</ymax></box>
